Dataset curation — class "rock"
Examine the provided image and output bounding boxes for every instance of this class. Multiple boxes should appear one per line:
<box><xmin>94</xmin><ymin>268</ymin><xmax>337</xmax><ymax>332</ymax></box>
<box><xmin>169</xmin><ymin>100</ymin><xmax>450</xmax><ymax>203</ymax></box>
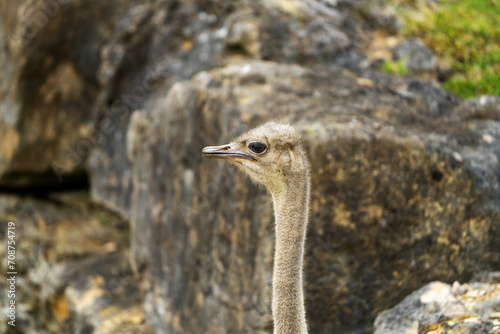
<box><xmin>393</xmin><ymin>39</ymin><xmax>438</xmax><ymax>73</ymax></box>
<box><xmin>0</xmin><ymin>193</ymin><xmax>150</xmax><ymax>334</ymax></box>
<box><xmin>126</xmin><ymin>61</ymin><xmax>500</xmax><ymax>333</ymax></box>
<box><xmin>88</xmin><ymin>0</ymin><xmax>228</xmax><ymax>219</ymax></box>
<box><xmin>0</xmin><ymin>0</ymin><xmax>227</xmax><ymax>190</ymax></box>
<box><xmin>374</xmin><ymin>273</ymin><xmax>500</xmax><ymax>334</ymax></box>
<box><xmin>339</xmin><ymin>0</ymin><xmax>402</xmax><ymax>34</ymax></box>
<box><xmin>453</xmin><ymin>95</ymin><xmax>500</xmax><ymax>122</ymax></box>
<box><xmin>0</xmin><ymin>0</ymin><xmax>144</xmax><ymax>188</ymax></box>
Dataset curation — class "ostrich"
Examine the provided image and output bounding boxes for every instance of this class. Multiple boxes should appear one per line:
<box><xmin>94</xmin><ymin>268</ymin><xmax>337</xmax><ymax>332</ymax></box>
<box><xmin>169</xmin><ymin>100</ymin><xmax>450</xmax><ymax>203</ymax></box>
<box><xmin>202</xmin><ymin>122</ymin><xmax>310</xmax><ymax>334</ymax></box>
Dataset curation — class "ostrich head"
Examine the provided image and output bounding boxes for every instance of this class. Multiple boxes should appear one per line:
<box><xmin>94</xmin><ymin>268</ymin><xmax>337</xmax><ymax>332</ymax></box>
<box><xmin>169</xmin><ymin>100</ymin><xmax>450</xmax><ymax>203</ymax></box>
<box><xmin>202</xmin><ymin>122</ymin><xmax>309</xmax><ymax>193</ymax></box>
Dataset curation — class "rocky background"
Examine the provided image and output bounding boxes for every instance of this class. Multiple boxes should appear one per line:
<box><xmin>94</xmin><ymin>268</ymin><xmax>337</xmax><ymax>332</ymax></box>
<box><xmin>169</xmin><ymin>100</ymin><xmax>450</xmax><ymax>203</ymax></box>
<box><xmin>0</xmin><ymin>1</ymin><xmax>499</xmax><ymax>334</ymax></box>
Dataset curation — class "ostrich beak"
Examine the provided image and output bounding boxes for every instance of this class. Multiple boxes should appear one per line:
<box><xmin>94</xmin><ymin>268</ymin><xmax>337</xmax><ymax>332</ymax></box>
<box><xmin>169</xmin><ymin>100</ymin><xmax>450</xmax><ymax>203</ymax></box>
<box><xmin>202</xmin><ymin>144</ymin><xmax>257</xmax><ymax>161</ymax></box>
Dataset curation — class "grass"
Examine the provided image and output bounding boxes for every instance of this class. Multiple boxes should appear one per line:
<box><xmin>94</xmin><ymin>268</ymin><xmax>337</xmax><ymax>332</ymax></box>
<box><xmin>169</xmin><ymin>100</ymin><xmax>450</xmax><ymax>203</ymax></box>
<box><xmin>382</xmin><ymin>57</ymin><xmax>410</xmax><ymax>76</ymax></box>
<box><xmin>387</xmin><ymin>0</ymin><xmax>500</xmax><ymax>98</ymax></box>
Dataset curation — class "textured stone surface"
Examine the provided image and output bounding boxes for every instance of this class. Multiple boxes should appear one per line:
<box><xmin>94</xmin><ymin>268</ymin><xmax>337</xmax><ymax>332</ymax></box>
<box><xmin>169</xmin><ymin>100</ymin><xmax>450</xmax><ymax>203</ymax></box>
<box><xmin>0</xmin><ymin>0</ymin><xmax>142</xmax><ymax>188</ymax></box>
<box><xmin>127</xmin><ymin>61</ymin><xmax>500</xmax><ymax>333</ymax></box>
<box><xmin>0</xmin><ymin>193</ymin><xmax>150</xmax><ymax>334</ymax></box>
<box><xmin>393</xmin><ymin>39</ymin><xmax>438</xmax><ymax>73</ymax></box>
<box><xmin>374</xmin><ymin>273</ymin><xmax>500</xmax><ymax>334</ymax></box>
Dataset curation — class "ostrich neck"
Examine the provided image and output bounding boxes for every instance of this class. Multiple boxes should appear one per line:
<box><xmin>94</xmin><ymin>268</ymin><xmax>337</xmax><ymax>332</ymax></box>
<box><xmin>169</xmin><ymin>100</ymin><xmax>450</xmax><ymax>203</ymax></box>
<box><xmin>271</xmin><ymin>173</ymin><xmax>310</xmax><ymax>334</ymax></box>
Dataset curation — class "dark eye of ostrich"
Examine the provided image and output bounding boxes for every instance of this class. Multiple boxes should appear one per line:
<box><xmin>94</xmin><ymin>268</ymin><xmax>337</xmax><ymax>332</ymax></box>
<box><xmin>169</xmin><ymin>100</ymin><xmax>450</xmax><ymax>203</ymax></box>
<box><xmin>247</xmin><ymin>141</ymin><xmax>268</xmax><ymax>154</ymax></box>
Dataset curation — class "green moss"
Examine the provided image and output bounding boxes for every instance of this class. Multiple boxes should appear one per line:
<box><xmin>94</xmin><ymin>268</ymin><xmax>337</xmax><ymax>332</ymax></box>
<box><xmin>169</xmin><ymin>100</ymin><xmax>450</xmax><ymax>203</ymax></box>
<box><xmin>388</xmin><ymin>0</ymin><xmax>500</xmax><ymax>98</ymax></box>
<box><xmin>382</xmin><ymin>57</ymin><xmax>410</xmax><ymax>75</ymax></box>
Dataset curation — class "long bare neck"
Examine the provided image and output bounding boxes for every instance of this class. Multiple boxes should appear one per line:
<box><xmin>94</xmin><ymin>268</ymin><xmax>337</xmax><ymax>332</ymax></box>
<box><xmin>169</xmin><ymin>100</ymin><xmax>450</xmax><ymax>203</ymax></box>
<box><xmin>271</xmin><ymin>172</ymin><xmax>310</xmax><ymax>334</ymax></box>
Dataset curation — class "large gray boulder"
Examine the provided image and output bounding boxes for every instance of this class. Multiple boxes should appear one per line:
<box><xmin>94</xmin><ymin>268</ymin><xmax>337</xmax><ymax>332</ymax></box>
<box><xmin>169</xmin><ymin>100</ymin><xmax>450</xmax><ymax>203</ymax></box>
<box><xmin>374</xmin><ymin>273</ymin><xmax>500</xmax><ymax>334</ymax></box>
<box><xmin>126</xmin><ymin>61</ymin><xmax>500</xmax><ymax>333</ymax></box>
<box><xmin>0</xmin><ymin>0</ymin><xmax>224</xmax><ymax>190</ymax></box>
<box><xmin>0</xmin><ymin>0</ymin><xmax>143</xmax><ymax>188</ymax></box>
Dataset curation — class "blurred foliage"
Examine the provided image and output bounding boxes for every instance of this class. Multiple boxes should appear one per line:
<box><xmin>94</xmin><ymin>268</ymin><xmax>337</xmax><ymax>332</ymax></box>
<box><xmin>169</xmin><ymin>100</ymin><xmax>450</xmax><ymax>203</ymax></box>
<box><xmin>382</xmin><ymin>56</ymin><xmax>410</xmax><ymax>75</ymax></box>
<box><xmin>388</xmin><ymin>0</ymin><xmax>500</xmax><ymax>98</ymax></box>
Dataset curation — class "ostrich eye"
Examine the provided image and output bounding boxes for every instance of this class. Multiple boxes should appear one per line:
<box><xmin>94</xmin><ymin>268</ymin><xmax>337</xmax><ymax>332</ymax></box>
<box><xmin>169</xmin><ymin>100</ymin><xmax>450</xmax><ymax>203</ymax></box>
<box><xmin>247</xmin><ymin>141</ymin><xmax>268</xmax><ymax>154</ymax></box>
